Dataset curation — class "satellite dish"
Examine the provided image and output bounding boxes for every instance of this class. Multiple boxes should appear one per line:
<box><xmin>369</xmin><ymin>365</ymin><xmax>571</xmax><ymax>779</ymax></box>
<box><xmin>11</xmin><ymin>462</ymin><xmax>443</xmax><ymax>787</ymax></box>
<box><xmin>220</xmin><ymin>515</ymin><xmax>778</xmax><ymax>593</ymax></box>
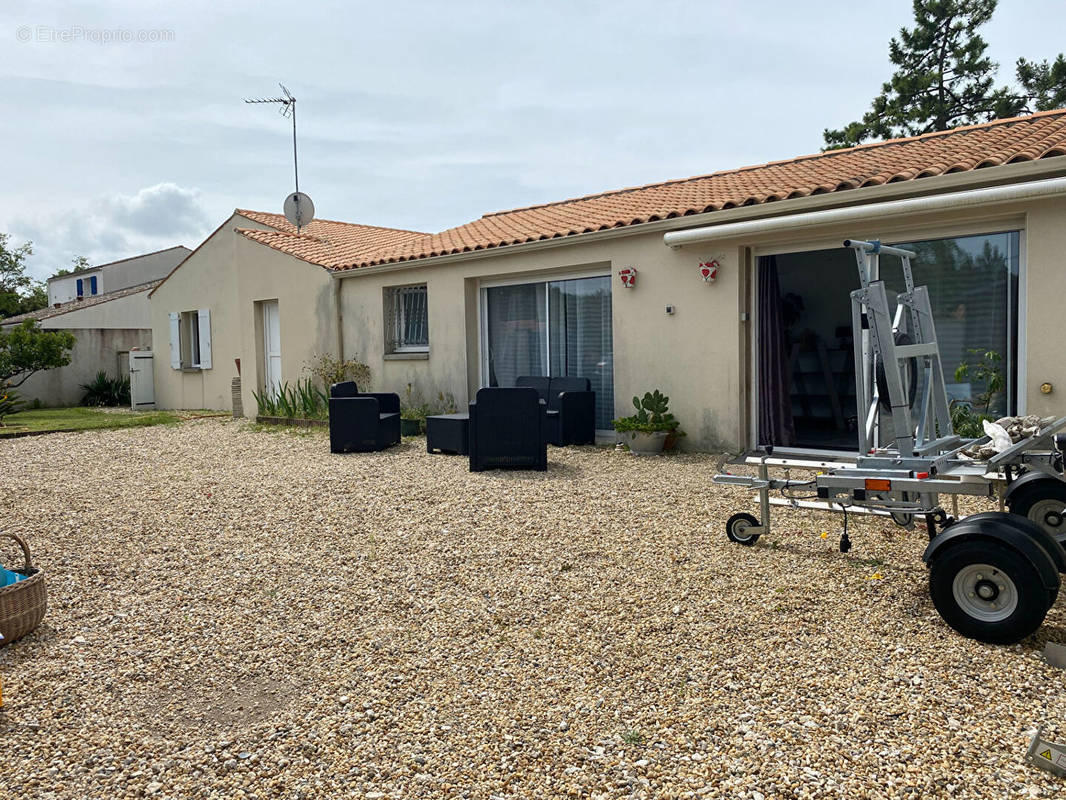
<box><xmin>283</xmin><ymin>191</ymin><xmax>314</xmax><ymax>230</ymax></box>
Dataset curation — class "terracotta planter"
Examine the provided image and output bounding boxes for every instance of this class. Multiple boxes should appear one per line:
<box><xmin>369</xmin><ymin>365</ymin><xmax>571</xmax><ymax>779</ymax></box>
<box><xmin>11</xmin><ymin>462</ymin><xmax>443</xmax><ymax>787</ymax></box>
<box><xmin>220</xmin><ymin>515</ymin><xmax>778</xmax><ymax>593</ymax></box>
<box><xmin>618</xmin><ymin>430</ymin><xmax>667</xmax><ymax>455</ymax></box>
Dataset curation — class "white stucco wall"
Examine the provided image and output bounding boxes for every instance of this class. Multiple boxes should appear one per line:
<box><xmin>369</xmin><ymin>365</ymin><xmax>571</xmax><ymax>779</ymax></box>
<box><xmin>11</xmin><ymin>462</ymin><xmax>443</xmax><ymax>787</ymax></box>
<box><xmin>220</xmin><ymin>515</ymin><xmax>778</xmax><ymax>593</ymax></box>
<box><xmin>42</xmin><ymin>290</ymin><xmax>152</xmax><ymax>330</ymax></box>
<box><xmin>339</xmin><ymin>229</ymin><xmax>745</xmax><ymax>451</ymax></box>
<box><xmin>148</xmin><ymin>215</ymin><xmax>335</xmax><ymax>413</ymax></box>
<box><xmin>15</xmin><ymin>328</ymin><xmax>152</xmax><ymax>407</ymax></box>
<box><xmin>337</xmin><ymin>168</ymin><xmax>1066</xmax><ymax>452</ymax></box>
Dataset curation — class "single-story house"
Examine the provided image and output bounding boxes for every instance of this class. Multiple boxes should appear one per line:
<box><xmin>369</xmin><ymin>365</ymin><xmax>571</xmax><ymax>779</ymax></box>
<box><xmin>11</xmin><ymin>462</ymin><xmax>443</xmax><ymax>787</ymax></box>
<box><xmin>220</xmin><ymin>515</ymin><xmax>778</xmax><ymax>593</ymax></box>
<box><xmin>4</xmin><ymin>246</ymin><xmax>190</xmax><ymax>406</ymax></box>
<box><xmin>153</xmin><ymin>109</ymin><xmax>1066</xmax><ymax>454</ymax></box>
<box><xmin>147</xmin><ymin>210</ymin><xmax>427</xmax><ymax>413</ymax></box>
<box><xmin>324</xmin><ymin>109</ymin><xmax>1066</xmax><ymax>452</ymax></box>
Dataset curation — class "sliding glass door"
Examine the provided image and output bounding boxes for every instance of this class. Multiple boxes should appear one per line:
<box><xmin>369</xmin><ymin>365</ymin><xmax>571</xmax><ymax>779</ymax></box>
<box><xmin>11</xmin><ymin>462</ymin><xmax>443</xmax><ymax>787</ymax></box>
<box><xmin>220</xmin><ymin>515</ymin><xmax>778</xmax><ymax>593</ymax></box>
<box><xmin>758</xmin><ymin>231</ymin><xmax>1020</xmax><ymax>451</ymax></box>
<box><xmin>484</xmin><ymin>275</ymin><xmax>613</xmax><ymax>429</ymax></box>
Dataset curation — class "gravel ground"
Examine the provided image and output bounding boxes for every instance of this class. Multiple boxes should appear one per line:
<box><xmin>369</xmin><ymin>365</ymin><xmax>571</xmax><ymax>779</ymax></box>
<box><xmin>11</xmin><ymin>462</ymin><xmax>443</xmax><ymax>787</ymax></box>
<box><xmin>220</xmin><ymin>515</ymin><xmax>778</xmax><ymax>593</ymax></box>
<box><xmin>0</xmin><ymin>418</ymin><xmax>1064</xmax><ymax>799</ymax></box>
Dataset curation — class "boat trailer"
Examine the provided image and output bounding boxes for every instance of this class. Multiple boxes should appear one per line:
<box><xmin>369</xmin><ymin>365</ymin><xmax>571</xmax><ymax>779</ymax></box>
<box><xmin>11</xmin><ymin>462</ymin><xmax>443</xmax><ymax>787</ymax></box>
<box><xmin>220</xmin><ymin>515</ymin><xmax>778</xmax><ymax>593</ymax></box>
<box><xmin>716</xmin><ymin>238</ymin><xmax>1066</xmax><ymax>644</ymax></box>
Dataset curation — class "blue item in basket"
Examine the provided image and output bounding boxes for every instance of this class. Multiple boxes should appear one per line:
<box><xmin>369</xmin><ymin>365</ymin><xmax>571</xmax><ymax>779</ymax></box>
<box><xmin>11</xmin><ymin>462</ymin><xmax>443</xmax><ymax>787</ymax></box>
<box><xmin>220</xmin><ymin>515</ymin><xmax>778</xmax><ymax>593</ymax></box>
<box><xmin>0</xmin><ymin>567</ymin><xmax>25</xmax><ymax>587</ymax></box>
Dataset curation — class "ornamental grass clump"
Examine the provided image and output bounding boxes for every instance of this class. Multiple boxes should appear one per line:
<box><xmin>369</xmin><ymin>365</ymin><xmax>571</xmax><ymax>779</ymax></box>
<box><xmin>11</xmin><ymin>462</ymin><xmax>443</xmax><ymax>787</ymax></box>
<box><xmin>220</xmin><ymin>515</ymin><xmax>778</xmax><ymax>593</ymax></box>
<box><xmin>253</xmin><ymin>378</ymin><xmax>328</xmax><ymax>420</ymax></box>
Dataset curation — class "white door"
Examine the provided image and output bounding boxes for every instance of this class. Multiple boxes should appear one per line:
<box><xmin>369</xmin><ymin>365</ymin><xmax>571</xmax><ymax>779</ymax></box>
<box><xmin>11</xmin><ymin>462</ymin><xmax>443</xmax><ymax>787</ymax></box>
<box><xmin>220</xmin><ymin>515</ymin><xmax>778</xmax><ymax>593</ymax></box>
<box><xmin>129</xmin><ymin>351</ymin><xmax>155</xmax><ymax>409</ymax></box>
<box><xmin>262</xmin><ymin>300</ymin><xmax>282</xmax><ymax>398</ymax></box>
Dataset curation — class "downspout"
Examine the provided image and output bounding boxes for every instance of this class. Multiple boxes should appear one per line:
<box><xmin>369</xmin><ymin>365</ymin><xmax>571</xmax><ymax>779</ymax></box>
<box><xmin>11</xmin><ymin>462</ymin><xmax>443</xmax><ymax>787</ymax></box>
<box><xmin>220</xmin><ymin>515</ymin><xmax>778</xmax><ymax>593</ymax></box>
<box><xmin>662</xmin><ymin>176</ymin><xmax>1066</xmax><ymax>248</ymax></box>
<box><xmin>332</xmin><ymin>274</ymin><xmax>344</xmax><ymax>361</ymax></box>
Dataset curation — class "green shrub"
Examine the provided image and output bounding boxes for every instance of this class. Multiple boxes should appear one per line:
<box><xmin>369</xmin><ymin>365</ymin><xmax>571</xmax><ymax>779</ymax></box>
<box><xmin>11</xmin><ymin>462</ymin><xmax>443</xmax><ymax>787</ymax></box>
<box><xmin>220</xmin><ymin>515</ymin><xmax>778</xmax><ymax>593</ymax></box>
<box><xmin>80</xmin><ymin>371</ymin><xmax>131</xmax><ymax>406</ymax></box>
<box><xmin>950</xmin><ymin>400</ymin><xmax>995</xmax><ymax>439</ymax></box>
<box><xmin>306</xmin><ymin>353</ymin><xmax>372</xmax><ymax>392</ymax></box>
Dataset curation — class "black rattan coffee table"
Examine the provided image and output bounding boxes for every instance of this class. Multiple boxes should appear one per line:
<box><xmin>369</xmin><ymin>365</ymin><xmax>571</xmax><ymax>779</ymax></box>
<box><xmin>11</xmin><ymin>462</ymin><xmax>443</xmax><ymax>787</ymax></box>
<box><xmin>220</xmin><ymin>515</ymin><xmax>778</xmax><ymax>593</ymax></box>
<box><xmin>426</xmin><ymin>413</ymin><xmax>470</xmax><ymax>455</ymax></box>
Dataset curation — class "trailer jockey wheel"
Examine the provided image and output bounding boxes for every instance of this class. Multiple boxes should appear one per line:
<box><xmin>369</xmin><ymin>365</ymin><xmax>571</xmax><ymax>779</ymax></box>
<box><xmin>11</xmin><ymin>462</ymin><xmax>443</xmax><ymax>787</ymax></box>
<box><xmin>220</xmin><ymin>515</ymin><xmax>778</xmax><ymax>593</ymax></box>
<box><xmin>725</xmin><ymin>513</ymin><xmax>761</xmax><ymax>546</ymax></box>
<box><xmin>1005</xmin><ymin>474</ymin><xmax>1066</xmax><ymax>546</ymax></box>
<box><xmin>929</xmin><ymin>534</ymin><xmax>1054</xmax><ymax>645</ymax></box>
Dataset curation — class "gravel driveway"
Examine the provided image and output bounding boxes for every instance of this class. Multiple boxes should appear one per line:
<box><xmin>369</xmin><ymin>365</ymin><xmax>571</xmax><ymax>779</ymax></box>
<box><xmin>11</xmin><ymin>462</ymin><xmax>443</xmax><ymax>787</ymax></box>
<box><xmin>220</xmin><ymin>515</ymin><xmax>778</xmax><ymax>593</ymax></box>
<box><xmin>0</xmin><ymin>418</ymin><xmax>1063</xmax><ymax>799</ymax></box>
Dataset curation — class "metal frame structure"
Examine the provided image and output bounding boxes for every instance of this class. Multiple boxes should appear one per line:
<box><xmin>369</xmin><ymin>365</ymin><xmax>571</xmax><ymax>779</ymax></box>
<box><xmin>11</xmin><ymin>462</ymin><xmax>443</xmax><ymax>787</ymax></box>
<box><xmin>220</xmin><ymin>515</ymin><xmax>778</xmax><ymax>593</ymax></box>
<box><xmin>715</xmin><ymin>238</ymin><xmax>1066</xmax><ymax>644</ymax></box>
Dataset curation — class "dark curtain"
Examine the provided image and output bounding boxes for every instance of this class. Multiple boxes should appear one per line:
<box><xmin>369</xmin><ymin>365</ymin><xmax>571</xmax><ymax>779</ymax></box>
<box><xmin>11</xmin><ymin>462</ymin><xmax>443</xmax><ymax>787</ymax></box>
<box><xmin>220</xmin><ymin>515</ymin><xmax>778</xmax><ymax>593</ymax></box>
<box><xmin>758</xmin><ymin>255</ymin><xmax>795</xmax><ymax>448</ymax></box>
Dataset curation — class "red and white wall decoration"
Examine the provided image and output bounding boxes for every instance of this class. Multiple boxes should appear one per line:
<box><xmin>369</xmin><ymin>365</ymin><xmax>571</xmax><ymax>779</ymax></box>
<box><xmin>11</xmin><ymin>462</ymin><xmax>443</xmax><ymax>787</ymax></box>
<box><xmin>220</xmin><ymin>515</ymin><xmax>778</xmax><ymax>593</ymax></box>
<box><xmin>618</xmin><ymin>266</ymin><xmax>638</xmax><ymax>288</ymax></box>
<box><xmin>698</xmin><ymin>255</ymin><xmax>723</xmax><ymax>283</ymax></box>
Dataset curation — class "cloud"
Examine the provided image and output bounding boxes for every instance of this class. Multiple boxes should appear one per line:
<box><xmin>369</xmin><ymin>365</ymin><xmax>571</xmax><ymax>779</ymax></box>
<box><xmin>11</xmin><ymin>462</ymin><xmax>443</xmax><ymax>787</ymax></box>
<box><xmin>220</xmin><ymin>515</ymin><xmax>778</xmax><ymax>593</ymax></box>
<box><xmin>101</xmin><ymin>183</ymin><xmax>210</xmax><ymax>238</ymax></box>
<box><xmin>11</xmin><ymin>183</ymin><xmax>212</xmax><ymax>280</ymax></box>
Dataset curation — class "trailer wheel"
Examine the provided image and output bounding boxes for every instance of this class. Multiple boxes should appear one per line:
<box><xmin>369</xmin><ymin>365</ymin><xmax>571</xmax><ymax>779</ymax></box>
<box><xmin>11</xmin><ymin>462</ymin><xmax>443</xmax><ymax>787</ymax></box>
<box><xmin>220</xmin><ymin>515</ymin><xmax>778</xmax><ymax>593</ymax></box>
<box><xmin>726</xmin><ymin>512</ymin><xmax>761</xmax><ymax>546</ymax></box>
<box><xmin>1005</xmin><ymin>475</ymin><xmax>1066</xmax><ymax>546</ymax></box>
<box><xmin>929</xmin><ymin>537</ymin><xmax>1050</xmax><ymax>644</ymax></box>
<box><xmin>964</xmin><ymin>511</ymin><xmax>1065</xmax><ymax>586</ymax></box>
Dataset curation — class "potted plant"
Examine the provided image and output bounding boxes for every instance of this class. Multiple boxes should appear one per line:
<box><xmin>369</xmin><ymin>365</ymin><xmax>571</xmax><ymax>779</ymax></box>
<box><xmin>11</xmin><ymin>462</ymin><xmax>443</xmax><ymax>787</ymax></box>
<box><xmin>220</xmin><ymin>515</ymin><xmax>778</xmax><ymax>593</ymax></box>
<box><xmin>400</xmin><ymin>384</ymin><xmax>429</xmax><ymax>436</ymax></box>
<box><xmin>612</xmin><ymin>390</ymin><xmax>682</xmax><ymax>455</ymax></box>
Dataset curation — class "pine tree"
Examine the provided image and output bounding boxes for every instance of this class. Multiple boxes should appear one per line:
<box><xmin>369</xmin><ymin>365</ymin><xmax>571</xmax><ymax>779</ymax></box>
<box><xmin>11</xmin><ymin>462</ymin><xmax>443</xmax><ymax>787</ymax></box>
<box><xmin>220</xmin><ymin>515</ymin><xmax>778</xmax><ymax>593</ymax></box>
<box><xmin>1016</xmin><ymin>54</ymin><xmax>1066</xmax><ymax>111</ymax></box>
<box><xmin>823</xmin><ymin>0</ymin><xmax>1066</xmax><ymax>149</ymax></box>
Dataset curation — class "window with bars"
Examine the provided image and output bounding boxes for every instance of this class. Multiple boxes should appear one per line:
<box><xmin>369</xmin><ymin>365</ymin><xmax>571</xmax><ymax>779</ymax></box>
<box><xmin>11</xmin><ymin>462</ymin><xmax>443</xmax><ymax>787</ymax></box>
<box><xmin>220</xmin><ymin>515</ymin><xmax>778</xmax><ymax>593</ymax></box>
<box><xmin>385</xmin><ymin>284</ymin><xmax>429</xmax><ymax>353</ymax></box>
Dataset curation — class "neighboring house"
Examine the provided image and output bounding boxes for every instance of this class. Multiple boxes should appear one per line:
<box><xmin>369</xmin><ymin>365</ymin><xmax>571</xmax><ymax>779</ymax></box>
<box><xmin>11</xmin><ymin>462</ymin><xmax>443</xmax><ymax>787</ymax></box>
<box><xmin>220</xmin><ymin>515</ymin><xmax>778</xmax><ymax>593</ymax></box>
<box><xmin>147</xmin><ymin>211</ymin><xmax>427</xmax><ymax>414</ymax></box>
<box><xmin>47</xmin><ymin>246</ymin><xmax>190</xmax><ymax>306</ymax></box>
<box><xmin>3</xmin><ymin>246</ymin><xmax>190</xmax><ymax>406</ymax></box>
<box><xmin>3</xmin><ymin>282</ymin><xmax>164</xmax><ymax>406</ymax></box>
<box><xmin>317</xmin><ymin>108</ymin><xmax>1066</xmax><ymax>452</ymax></box>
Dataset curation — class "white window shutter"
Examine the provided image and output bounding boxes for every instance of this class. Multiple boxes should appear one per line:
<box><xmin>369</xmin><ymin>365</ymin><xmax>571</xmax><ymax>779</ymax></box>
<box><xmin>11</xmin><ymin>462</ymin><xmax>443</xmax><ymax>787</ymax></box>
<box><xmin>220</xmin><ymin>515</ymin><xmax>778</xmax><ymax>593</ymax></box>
<box><xmin>169</xmin><ymin>312</ymin><xmax>181</xmax><ymax>369</ymax></box>
<box><xmin>197</xmin><ymin>309</ymin><xmax>212</xmax><ymax>369</ymax></box>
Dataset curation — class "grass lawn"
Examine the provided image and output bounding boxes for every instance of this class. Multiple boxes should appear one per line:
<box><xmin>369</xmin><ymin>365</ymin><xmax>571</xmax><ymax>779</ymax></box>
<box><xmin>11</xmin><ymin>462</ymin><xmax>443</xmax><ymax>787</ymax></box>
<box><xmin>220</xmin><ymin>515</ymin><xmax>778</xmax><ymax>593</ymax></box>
<box><xmin>0</xmin><ymin>406</ymin><xmax>194</xmax><ymax>437</ymax></box>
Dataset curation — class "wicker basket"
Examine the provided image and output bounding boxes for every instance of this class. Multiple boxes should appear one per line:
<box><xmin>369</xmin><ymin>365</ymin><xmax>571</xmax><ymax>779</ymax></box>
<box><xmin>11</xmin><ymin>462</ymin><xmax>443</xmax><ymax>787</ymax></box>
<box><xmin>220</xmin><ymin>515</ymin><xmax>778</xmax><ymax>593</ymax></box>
<box><xmin>0</xmin><ymin>531</ymin><xmax>47</xmax><ymax>645</ymax></box>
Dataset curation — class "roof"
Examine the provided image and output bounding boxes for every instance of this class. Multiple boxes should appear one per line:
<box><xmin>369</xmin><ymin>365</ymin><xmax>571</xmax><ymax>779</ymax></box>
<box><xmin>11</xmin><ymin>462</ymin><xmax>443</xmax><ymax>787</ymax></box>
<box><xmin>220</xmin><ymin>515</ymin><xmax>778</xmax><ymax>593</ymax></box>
<box><xmin>335</xmin><ymin>108</ymin><xmax>1066</xmax><ymax>271</ymax></box>
<box><xmin>233</xmin><ymin>210</ymin><xmax>427</xmax><ymax>269</ymax></box>
<box><xmin>2</xmin><ymin>280</ymin><xmax>160</xmax><ymax>325</ymax></box>
<box><xmin>45</xmin><ymin>245</ymin><xmax>191</xmax><ymax>283</ymax></box>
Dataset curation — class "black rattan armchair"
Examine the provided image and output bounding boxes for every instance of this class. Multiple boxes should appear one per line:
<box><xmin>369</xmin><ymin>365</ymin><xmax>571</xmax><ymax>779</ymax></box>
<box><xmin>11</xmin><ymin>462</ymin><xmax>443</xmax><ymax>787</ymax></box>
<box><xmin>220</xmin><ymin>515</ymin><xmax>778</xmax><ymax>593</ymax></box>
<box><xmin>515</xmin><ymin>376</ymin><xmax>596</xmax><ymax>446</ymax></box>
<box><xmin>468</xmin><ymin>387</ymin><xmax>547</xmax><ymax>471</ymax></box>
<box><xmin>328</xmin><ymin>381</ymin><xmax>401</xmax><ymax>453</ymax></box>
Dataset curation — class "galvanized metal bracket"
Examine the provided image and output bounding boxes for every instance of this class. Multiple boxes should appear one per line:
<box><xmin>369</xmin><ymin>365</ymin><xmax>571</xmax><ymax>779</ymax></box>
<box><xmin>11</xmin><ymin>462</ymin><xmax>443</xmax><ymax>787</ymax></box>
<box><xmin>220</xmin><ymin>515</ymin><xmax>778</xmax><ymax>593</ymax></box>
<box><xmin>1026</xmin><ymin>725</ymin><xmax>1066</xmax><ymax>778</ymax></box>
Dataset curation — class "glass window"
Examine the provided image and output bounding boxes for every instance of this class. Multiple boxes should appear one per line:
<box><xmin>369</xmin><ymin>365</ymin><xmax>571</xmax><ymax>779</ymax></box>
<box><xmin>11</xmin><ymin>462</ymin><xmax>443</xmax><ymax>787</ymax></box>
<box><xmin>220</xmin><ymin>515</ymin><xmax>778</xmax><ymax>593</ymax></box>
<box><xmin>484</xmin><ymin>275</ymin><xmax>614</xmax><ymax>429</ymax></box>
<box><xmin>891</xmin><ymin>231</ymin><xmax>1019</xmax><ymax>419</ymax></box>
<box><xmin>485</xmin><ymin>283</ymin><xmax>547</xmax><ymax>388</ymax></box>
<box><xmin>179</xmin><ymin>310</ymin><xmax>201</xmax><ymax>368</ymax></box>
<box><xmin>385</xmin><ymin>285</ymin><xmax>429</xmax><ymax>352</ymax></box>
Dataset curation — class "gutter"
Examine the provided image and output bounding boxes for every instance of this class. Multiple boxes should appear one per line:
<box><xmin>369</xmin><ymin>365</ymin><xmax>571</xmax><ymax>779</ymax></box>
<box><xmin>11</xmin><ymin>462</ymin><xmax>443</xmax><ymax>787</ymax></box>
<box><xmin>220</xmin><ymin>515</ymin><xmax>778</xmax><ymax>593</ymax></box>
<box><xmin>331</xmin><ymin>157</ymin><xmax>1066</xmax><ymax>280</ymax></box>
<box><xmin>663</xmin><ymin>175</ymin><xmax>1066</xmax><ymax>248</ymax></box>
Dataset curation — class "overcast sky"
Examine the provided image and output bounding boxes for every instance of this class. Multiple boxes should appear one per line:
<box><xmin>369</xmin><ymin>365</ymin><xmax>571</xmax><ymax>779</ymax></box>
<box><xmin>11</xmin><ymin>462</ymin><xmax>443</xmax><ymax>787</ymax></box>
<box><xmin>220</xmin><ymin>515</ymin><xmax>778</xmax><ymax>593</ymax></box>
<box><xmin>3</xmin><ymin>0</ymin><xmax>1064</xmax><ymax>280</ymax></box>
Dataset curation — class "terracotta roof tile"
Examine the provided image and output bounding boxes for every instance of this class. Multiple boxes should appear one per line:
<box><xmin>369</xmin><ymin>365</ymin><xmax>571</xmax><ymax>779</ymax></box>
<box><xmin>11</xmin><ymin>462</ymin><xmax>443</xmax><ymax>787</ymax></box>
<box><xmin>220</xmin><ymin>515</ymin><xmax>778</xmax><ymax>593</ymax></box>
<box><xmin>336</xmin><ymin>109</ymin><xmax>1066</xmax><ymax>271</ymax></box>
<box><xmin>2</xmin><ymin>281</ymin><xmax>160</xmax><ymax>326</ymax></box>
<box><xmin>234</xmin><ymin>211</ymin><xmax>427</xmax><ymax>269</ymax></box>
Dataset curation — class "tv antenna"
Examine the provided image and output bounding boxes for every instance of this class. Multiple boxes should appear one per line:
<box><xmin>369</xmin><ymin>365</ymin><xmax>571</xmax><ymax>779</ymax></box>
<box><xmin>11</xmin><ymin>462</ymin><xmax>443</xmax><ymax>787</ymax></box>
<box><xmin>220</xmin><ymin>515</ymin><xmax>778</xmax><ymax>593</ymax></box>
<box><xmin>244</xmin><ymin>83</ymin><xmax>314</xmax><ymax>231</ymax></box>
